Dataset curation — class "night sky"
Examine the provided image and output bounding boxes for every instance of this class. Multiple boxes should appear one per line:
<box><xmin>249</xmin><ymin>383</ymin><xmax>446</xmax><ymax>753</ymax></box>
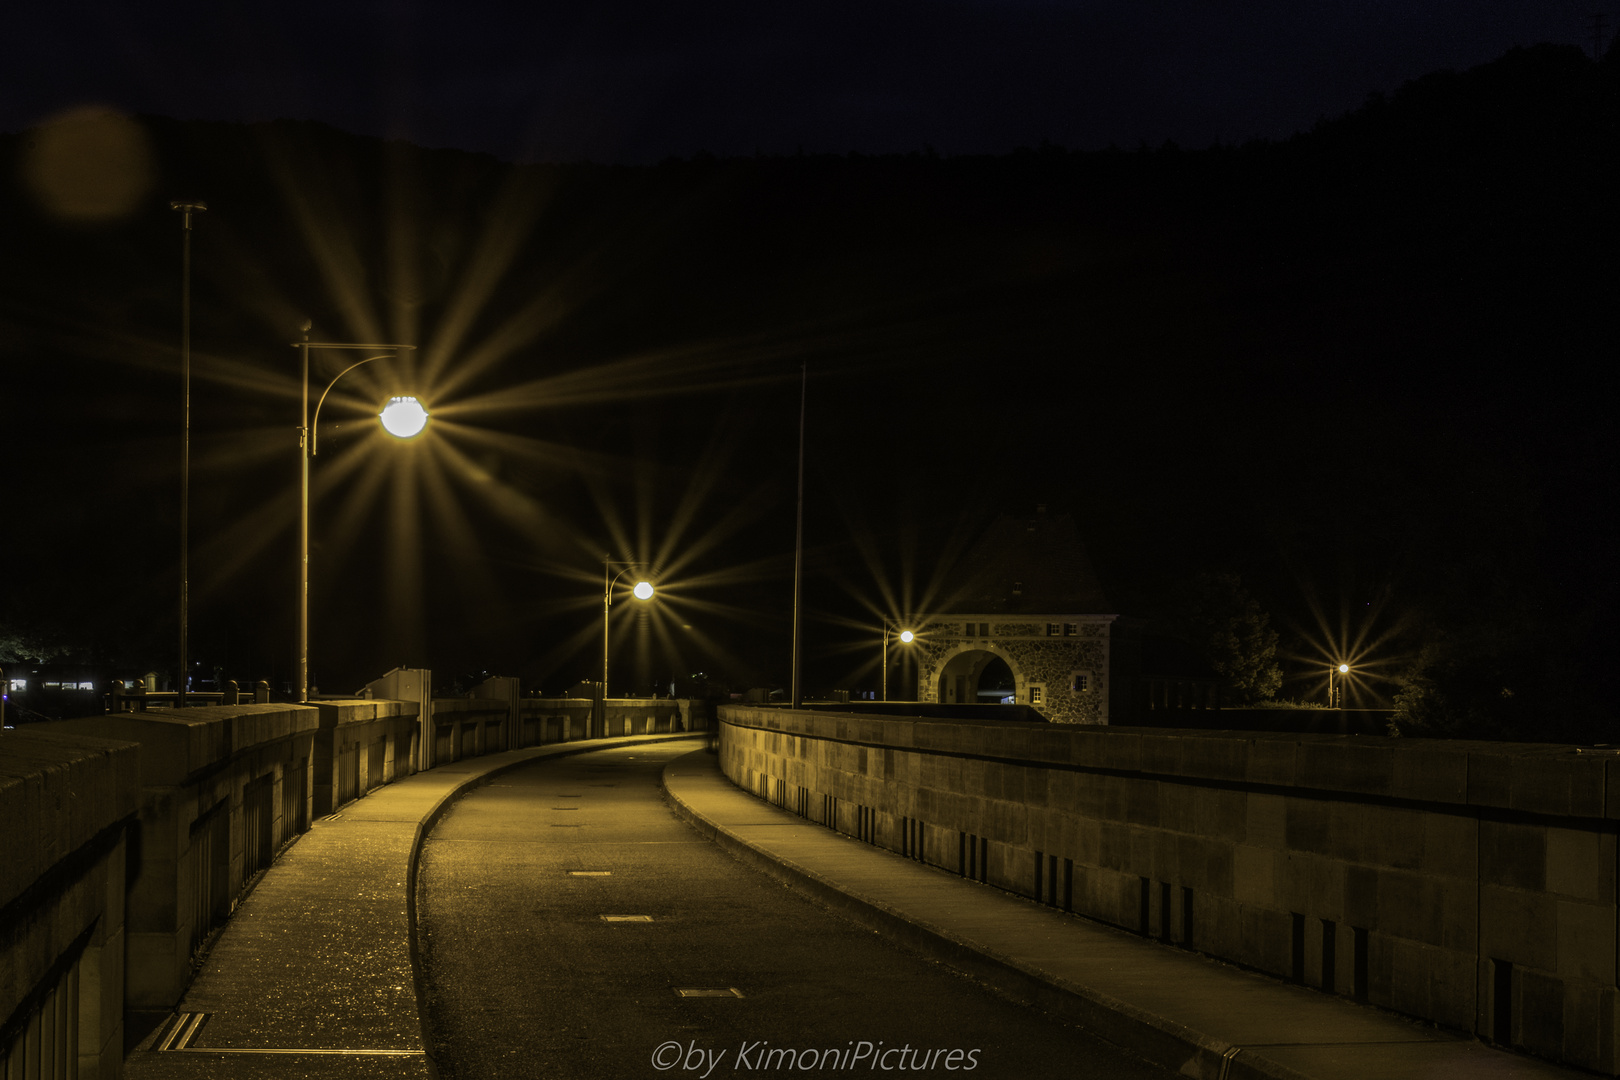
<box><xmin>5</xmin><ymin>1</ymin><xmax>1596</xmax><ymax>161</ymax></box>
<box><xmin>2</xmin><ymin>2</ymin><xmax>1615</xmax><ymax>733</ymax></box>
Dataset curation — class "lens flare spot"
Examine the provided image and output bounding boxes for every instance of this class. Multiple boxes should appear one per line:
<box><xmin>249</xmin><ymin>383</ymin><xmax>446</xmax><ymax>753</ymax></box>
<box><xmin>23</xmin><ymin>107</ymin><xmax>156</xmax><ymax>221</ymax></box>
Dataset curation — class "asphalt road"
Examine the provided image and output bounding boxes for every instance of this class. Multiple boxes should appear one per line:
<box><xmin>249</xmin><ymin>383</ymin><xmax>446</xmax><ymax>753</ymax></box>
<box><xmin>416</xmin><ymin>739</ymin><xmax>1177</xmax><ymax>1080</ymax></box>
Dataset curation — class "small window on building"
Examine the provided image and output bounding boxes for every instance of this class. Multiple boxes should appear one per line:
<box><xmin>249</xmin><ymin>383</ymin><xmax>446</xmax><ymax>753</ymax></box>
<box><xmin>1071</xmin><ymin>672</ymin><xmax>1091</xmax><ymax>692</ymax></box>
<box><xmin>981</xmin><ymin>622</ymin><xmax>991</xmax><ymax>637</ymax></box>
<box><xmin>1029</xmin><ymin>684</ymin><xmax>1045</xmax><ymax>705</ymax></box>
<box><xmin>1064</xmin><ymin>623</ymin><xmax>1080</xmax><ymax>636</ymax></box>
<box><xmin>1047</xmin><ymin>623</ymin><xmax>1061</xmax><ymax>636</ymax></box>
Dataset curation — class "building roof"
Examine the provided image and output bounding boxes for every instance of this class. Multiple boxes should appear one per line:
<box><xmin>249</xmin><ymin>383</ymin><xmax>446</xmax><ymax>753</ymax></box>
<box><xmin>938</xmin><ymin>509</ymin><xmax>1113</xmax><ymax>615</ymax></box>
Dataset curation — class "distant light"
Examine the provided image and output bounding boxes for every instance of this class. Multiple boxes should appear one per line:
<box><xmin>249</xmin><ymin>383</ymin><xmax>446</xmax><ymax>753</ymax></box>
<box><xmin>633</xmin><ymin>581</ymin><xmax>654</xmax><ymax>600</ymax></box>
<box><xmin>899</xmin><ymin>630</ymin><xmax>914</xmax><ymax>643</ymax></box>
<box><xmin>1338</xmin><ymin>664</ymin><xmax>1349</xmax><ymax>673</ymax></box>
<box><xmin>379</xmin><ymin>396</ymin><xmax>429</xmax><ymax>438</ymax></box>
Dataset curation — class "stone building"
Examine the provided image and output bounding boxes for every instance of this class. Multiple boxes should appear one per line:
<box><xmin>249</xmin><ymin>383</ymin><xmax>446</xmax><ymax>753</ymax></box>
<box><xmin>911</xmin><ymin>508</ymin><xmax>1118</xmax><ymax>724</ymax></box>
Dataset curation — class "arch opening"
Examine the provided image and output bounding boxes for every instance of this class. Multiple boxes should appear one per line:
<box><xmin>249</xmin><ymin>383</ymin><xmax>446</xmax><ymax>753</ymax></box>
<box><xmin>937</xmin><ymin>649</ymin><xmax>1020</xmax><ymax>705</ymax></box>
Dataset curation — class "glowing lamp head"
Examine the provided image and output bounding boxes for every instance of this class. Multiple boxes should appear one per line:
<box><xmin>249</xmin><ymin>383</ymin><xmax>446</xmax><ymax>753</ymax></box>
<box><xmin>899</xmin><ymin>630</ymin><xmax>914</xmax><ymax>643</ymax></box>
<box><xmin>1338</xmin><ymin>664</ymin><xmax>1349</xmax><ymax>674</ymax></box>
<box><xmin>633</xmin><ymin>581</ymin><xmax>654</xmax><ymax>601</ymax></box>
<box><xmin>379</xmin><ymin>396</ymin><xmax>429</xmax><ymax>439</ymax></box>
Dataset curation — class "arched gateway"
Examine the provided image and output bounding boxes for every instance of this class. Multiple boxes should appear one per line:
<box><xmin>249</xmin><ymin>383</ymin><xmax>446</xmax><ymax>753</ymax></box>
<box><xmin>911</xmin><ymin>509</ymin><xmax>1116</xmax><ymax>725</ymax></box>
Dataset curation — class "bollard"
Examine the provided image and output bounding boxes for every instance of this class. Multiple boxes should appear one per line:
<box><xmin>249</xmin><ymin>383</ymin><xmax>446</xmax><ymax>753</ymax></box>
<box><xmin>225</xmin><ymin>679</ymin><xmax>241</xmax><ymax>706</ymax></box>
<box><xmin>255</xmin><ymin>679</ymin><xmax>271</xmax><ymax>704</ymax></box>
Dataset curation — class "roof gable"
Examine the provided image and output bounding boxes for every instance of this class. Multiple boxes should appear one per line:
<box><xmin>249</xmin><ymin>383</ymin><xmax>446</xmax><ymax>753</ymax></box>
<box><xmin>939</xmin><ymin>510</ymin><xmax>1112</xmax><ymax>615</ymax></box>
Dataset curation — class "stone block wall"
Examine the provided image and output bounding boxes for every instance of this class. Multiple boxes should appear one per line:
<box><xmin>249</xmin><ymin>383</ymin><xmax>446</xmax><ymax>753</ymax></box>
<box><xmin>718</xmin><ymin>707</ymin><xmax>1620</xmax><ymax>1074</ymax></box>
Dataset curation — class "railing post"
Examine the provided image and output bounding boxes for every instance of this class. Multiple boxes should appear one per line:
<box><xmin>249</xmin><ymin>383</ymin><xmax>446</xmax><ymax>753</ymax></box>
<box><xmin>255</xmin><ymin>679</ymin><xmax>271</xmax><ymax>704</ymax></box>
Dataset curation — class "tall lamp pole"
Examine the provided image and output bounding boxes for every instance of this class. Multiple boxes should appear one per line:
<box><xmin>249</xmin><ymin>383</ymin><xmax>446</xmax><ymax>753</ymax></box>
<box><xmin>790</xmin><ymin>363</ymin><xmax>806</xmax><ymax>708</ymax></box>
<box><xmin>171</xmin><ymin>200</ymin><xmax>205</xmax><ymax>704</ymax></box>
<box><xmin>602</xmin><ymin>559</ymin><xmax>654</xmax><ymax>734</ymax></box>
<box><xmin>295</xmin><ymin>327</ymin><xmax>421</xmax><ymax>703</ymax></box>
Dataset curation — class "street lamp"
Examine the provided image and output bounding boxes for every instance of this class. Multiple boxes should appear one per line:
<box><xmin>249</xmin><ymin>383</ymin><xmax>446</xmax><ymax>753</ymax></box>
<box><xmin>1329</xmin><ymin>662</ymin><xmax>1350</xmax><ymax>709</ymax></box>
<box><xmin>602</xmin><ymin>558</ymin><xmax>655</xmax><ymax>731</ymax></box>
<box><xmin>294</xmin><ymin>326</ymin><xmax>421</xmax><ymax>703</ymax></box>
<box><xmin>882</xmin><ymin>625</ymin><xmax>915</xmax><ymax>702</ymax></box>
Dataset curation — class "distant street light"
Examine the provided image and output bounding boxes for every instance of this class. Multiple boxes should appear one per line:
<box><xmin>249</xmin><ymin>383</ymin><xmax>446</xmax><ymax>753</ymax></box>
<box><xmin>882</xmin><ymin>625</ymin><xmax>916</xmax><ymax>702</ymax></box>
<box><xmin>293</xmin><ymin>326</ymin><xmax>420</xmax><ymax>703</ymax></box>
<box><xmin>1329</xmin><ymin>662</ymin><xmax>1350</xmax><ymax>708</ymax></box>
<box><xmin>602</xmin><ymin>558</ymin><xmax>655</xmax><ymax>728</ymax></box>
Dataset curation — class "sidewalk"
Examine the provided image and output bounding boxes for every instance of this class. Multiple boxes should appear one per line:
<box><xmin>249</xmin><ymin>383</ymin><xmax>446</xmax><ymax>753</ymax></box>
<box><xmin>123</xmin><ymin>733</ymin><xmax>700</xmax><ymax>1080</ymax></box>
<box><xmin>660</xmin><ymin>749</ymin><xmax>1581</xmax><ymax>1080</ymax></box>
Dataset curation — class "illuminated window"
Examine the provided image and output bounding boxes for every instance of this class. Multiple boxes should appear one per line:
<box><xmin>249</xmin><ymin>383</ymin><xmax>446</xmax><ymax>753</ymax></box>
<box><xmin>1071</xmin><ymin>672</ymin><xmax>1091</xmax><ymax>692</ymax></box>
<box><xmin>1064</xmin><ymin>623</ymin><xmax>1080</xmax><ymax>636</ymax></box>
<box><xmin>8</xmin><ymin>679</ymin><xmax>24</xmax><ymax>691</ymax></box>
<box><xmin>1029</xmin><ymin>684</ymin><xmax>1045</xmax><ymax>705</ymax></box>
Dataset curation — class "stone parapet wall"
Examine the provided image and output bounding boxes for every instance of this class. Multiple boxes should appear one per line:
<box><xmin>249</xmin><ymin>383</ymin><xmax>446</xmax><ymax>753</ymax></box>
<box><xmin>0</xmin><ymin>731</ymin><xmax>139</xmax><ymax>1078</ymax></box>
<box><xmin>717</xmin><ymin>706</ymin><xmax>1620</xmax><ymax>1075</ymax></box>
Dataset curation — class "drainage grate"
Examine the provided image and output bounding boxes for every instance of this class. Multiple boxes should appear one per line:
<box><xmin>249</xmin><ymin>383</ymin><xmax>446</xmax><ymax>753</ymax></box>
<box><xmin>675</xmin><ymin>987</ymin><xmax>744</xmax><ymax>998</ymax></box>
<box><xmin>600</xmin><ymin>914</ymin><xmax>654</xmax><ymax>922</ymax></box>
<box><xmin>158</xmin><ymin>1012</ymin><xmax>209</xmax><ymax>1050</ymax></box>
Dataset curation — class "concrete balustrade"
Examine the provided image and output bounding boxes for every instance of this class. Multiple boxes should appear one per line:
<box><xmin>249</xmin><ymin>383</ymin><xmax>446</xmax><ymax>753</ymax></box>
<box><xmin>42</xmin><ymin>705</ymin><xmax>322</xmax><ymax>1013</ymax></box>
<box><xmin>311</xmin><ymin>699</ymin><xmax>421</xmax><ymax>816</ymax></box>
<box><xmin>1</xmin><ymin>731</ymin><xmax>139</xmax><ymax>1079</ymax></box>
<box><xmin>718</xmin><ymin>706</ymin><xmax>1620</xmax><ymax>1075</ymax></box>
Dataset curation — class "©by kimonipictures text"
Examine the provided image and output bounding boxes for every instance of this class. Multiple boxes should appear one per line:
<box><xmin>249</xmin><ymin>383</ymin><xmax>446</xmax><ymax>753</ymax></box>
<box><xmin>651</xmin><ymin>1040</ymin><xmax>982</xmax><ymax>1076</ymax></box>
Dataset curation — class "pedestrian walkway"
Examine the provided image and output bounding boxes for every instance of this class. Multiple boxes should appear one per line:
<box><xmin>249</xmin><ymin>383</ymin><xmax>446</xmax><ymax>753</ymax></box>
<box><xmin>661</xmin><ymin>749</ymin><xmax>1580</xmax><ymax>1080</ymax></box>
<box><xmin>123</xmin><ymin>734</ymin><xmax>700</xmax><ymax>1080</ymax></box>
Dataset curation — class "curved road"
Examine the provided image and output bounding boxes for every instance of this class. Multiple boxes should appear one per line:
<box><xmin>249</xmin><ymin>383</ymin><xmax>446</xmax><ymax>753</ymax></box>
<box><xmin>416</xmin><ymin>739</ymin><xmax>1175</xmax><ymax>1080</ymax></box>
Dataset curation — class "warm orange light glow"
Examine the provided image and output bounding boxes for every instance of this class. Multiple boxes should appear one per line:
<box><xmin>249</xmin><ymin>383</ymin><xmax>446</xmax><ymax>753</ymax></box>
<box><xmin>1338</xmin><ymin>663</ymin><xmax>1349</xmax><ymax>673</ymax></box>
<box><xmin>379</xmin><ymin>396</ymin><xmax>429</xmax><ymax>438</ymax></box>
<box><xmin>899</xmin><ymin>630</ymin><xmax>914</xmax><ymax>643</ymax></box>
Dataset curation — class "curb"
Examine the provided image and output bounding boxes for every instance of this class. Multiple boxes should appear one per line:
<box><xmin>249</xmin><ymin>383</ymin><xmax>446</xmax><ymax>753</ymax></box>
<box><xmin>660</xmin><ymin>750</ymin><xmax>1307</xmax><ymax>1080</ymax></box>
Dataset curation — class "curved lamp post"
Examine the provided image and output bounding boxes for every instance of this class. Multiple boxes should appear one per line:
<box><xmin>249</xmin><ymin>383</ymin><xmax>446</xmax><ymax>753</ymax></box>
<box><xmin>882</xmin><ymin>625</ymin><xmax>915</xmax><ymax>702</ymax></box>
<box><xmin>602</xmin><ymin>559</ymin><xmax>654</xmax><ymax>733</ymax></box>
<box><xmin>294</xmin><ymin>328</ymin><xmax>421</xmax><ymax>703</ymax></box>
